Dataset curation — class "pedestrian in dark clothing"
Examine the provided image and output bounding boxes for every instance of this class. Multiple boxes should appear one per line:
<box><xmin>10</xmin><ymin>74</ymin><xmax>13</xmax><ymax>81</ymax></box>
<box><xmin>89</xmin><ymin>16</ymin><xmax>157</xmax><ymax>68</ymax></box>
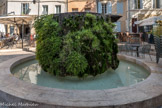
<box><xmin>149</xmin><ymin>33</ymin><xmax>154</xmax><ymax>44</ymax></box>
<box><xmin>20</xmin><ymin>33</ymin><xmax>22</xmax><ymax>39</ymax></box>
<box><xmin>142</xmin><ymin>32</ymin><xmax>146</xmax><ymax>42</ymax></box>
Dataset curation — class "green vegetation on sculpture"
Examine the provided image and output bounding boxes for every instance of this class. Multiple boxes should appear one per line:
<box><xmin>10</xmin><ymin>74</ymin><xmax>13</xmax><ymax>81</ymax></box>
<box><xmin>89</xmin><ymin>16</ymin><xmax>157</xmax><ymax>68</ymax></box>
<box><xmin>34</xmin><ymin>13</ymin><xmax>119</xmax><ymax>78</ymax></box>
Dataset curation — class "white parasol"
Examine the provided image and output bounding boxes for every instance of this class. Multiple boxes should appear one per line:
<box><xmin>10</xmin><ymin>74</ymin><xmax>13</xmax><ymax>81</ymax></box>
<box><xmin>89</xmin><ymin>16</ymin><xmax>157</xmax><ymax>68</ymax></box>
<box><xmin>0</xmin><ymin>15</ymin><xmax>35</xmax><ymax>49</ymax></box>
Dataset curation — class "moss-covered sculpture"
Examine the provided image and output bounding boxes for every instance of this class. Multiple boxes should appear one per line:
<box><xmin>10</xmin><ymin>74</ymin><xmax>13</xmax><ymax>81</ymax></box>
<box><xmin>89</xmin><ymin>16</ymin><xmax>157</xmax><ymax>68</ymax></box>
<box><xmin>34</xmin><ymin>13</ymin><xmax>119</xmax><ymax>78</ymax></box>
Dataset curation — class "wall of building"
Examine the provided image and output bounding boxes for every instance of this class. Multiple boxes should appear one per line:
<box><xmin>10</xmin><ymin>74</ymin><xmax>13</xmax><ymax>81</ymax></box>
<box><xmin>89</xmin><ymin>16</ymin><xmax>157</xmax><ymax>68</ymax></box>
<box><xmin>7</xmin><ymin>0</ymin><xmax>67</xmax><ymax>16</ymax></box>
<box><xmin>129</xmin><ymin>0</ymin><xmax>162</xmax><ymax>32</ymax></box>
<box><xmin>68</xmin><ymin>0</ymin><xmax>97</xmax><ymax>12</ymax></box>
<box><xmin>0</xmin><ymin>0</ymin><xmax>7</xmax><ymax>15</ymax></box>
<box><xmin>97</xmin><ymin>0</ymin><xmax>127</xmax><ymax>32</ymax></box>
<box><xmin>0</xmin><ymin>0</ymin><xmax>67</xmax><ymax>35</ymax></box>
<box><xmin>112</xmin><ymin>0</ymin><xmax>127</xmax><ymax>32</ymax></box>
<box><xmin>0</xmin><ymin>0</ymin><xmax>7</xmax><ymax>34</ymax></box>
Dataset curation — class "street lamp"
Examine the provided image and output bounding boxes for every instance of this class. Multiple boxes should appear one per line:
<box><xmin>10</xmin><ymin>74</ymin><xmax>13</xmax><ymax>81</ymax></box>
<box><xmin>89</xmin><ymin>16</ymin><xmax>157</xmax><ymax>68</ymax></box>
<box><xmin>99</xmin><ymin>0</ymin><xmax>110</xmax><ymax>4</ymax></box>
<box><xmin>99</xmin><ymin>0</ymin><xmax>111</xmax><ymax>22</ymax></box>
<box><xmin>38</xmin><ymin>0</ymin><xmax>40</xmax><ymax>17</ymax></box>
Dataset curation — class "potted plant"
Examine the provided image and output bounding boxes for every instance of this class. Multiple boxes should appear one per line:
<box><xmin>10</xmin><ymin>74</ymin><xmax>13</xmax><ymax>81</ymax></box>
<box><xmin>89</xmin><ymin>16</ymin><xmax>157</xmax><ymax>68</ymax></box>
<box><xmin>153</xmin><ymin>20</ymin><xmax>162</xmax><ymax>63</ymax></box>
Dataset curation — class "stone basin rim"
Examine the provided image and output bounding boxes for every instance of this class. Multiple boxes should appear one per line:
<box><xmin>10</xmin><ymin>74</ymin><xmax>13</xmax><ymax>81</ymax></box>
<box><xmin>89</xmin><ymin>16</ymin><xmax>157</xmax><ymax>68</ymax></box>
<box><xmin>0</xmin><ymin>54</ymin><xmax>162</xmax><ymax>107</ymax></box>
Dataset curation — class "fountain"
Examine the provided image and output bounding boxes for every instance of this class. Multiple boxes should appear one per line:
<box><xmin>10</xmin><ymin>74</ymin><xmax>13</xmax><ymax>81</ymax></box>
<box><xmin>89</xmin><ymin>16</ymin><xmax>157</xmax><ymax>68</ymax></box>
<box><xmin>0</xmin><ymin>12</ymin><xmax>162</xmax><ymax>108</ymax></box>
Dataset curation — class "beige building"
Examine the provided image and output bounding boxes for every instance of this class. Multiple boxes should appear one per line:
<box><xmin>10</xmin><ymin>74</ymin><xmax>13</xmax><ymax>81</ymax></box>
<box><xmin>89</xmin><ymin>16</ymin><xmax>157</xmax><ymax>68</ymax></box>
<box><xmin>96</xmin><ymin>0</ymin><xmax>127</xmax><ymax>32</ymax></box>
<box><xmin>68</xmin><ymin>0</ymin><xmax>127</xmax><ymax>32</ymax></box>
<box><xmin>68</xmin><ymin>0</ymin><xmax>97</xmax><ymax>12</ymax></box>
<box><xmin>111</xmin><ymin>0</ymin><xmax>127</xmax><ymax>32</ymax></box>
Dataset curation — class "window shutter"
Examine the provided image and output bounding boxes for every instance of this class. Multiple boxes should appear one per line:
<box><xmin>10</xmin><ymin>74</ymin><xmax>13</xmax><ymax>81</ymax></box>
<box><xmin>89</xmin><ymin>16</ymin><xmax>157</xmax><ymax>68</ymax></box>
<box><xmin>117</xmin><ymin>21</ymin><xmax>121</xmax><ymax>32</ymax></box>
<box><xmin>140</xmin><ymin>0</ymin><xmax>143</xmax><ymax>9</ymax></box>
<box><xmin>98</xmin><ymin>2</ymin><xmax>102</xmax><ymax>13</ymax></box>
<box><xmin>60</xmin><ymin>6</ymin><xmax>61</xmax><ymax>13</ymax></box>
<box><xmin>107</xmin><ymin>1</ymin><xmax>112</xmax><ymax>14</ymax></box>
<box><xmin>160</xmin><ymin>0</ymin><xmax>162</xmax><ymax>8</ymax></box>
<box><xmin>114</xmin><ymin>22</ymin><xmax>118</xmax><ymax>32</ymax></box>
<box><xmin>117</xmin><ymin>2</ymin><xmax>123</xmax><ymax>14</ymax></box>
<box><xmin>133</xmin><ymin>0</ymin><xmax>136</xmax><ymax>9</ymax></box>
<box><xmin>21</xmin><ymin>3</ymin><xmax>23</xmax><ymax>14</ymax></box>
<box><xmin>27</xmin><ymin>3</ymin><xmax>29</xmax><ymax>14</ymax></box>
<box><xmin>153</xmin><ymin>0</ymin><xmax>155</xmax><ymax>8</ymax></box>
<box><xmin>157</xmin><ymin>0</ymin><xmax>162</xmax><ymax>8</ymax></box>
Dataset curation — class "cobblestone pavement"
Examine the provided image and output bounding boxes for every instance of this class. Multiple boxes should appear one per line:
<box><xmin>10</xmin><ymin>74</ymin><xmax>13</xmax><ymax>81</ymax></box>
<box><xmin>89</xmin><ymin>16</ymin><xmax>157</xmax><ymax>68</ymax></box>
<box><xmin>0</xmin><ymin>49</ymin><xmax>35</xmax><ymax>63</ymax></box>
<box><xmin>119</xmin><ymin>51</ymin><xmax>162</xmax><ymax>67</ymax></box>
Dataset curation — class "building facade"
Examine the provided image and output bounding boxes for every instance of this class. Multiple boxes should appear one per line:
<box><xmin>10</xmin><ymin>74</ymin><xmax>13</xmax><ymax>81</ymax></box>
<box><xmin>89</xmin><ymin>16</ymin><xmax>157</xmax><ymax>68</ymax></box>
<box><xmin>97</xmin><ymin>0</ymin><xmax>127</xmax><ymax>32</ymax></box>
<box><xmin>128</xmin><ymin>0</ymin><xmax>162</xmax><ymax>33</ymax></box>
<box><xmin>68</xmin><ymin>0</ymin><xmax>97</xmax><ymax>12</ymax></box>
<box><xmin>1</xmin><ymin>0</ymin><xmax>161</xmax><ymax>34</ymax></box>
<box><xmin>68</xmin><ymin>0</ymin><xmax>127</xmax><ymax>32</ymax></box>
<box><xmin>97</xmin><ymin>0</ymin><xmax>162</xmax><ymax>33</ymax></box>
<box><xmin>0</xmin><ymin>0</ymin><xmax>67</xmax><ymax>16</ymax></box>
<box><xmin>0</xmin><ymin>0</ymin><xmax>67</xmax><ymax>35</ymax></box>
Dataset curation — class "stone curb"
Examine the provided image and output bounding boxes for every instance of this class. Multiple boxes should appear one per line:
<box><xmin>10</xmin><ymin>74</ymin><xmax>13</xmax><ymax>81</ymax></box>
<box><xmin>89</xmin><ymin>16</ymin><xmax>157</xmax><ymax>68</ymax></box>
<box><xmin>0</xmin><ymin>54</ymin><xmax>161</xmax><ymax>108</ymax></box>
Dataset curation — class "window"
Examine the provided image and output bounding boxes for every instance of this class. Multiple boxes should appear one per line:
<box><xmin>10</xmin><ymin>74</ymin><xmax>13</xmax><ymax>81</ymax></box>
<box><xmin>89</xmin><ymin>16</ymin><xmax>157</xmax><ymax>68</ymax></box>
<box><xmin>85</xmin><ymin>8</ymin><xmax>91</xmax><ymax>12</ymax></box>
<box><xmin>42</xmin><ymin>5</ymin><xmax>48</xmax><ymax>15</ymax></box>
<box><xmin>133</xmin><ymin>0</ymin><xmax>143</xmax><ymax>9</ymax></box>
<box><xmin>10</xmin><ymin>26</ymin><xmax>14</xmax><ymax>35</ymax></box>
<box><xmin>102</xmin><ymin>4</ymin><xmax>107</xmax><ymax>14</ymax></box>
<box><xmin>107</xmin><ymin>1</ymin><xmax>112</xmax><ymax>13</ymax></box>
<box><xmin>144</xmin><ymin>25</ymin><xmax>153</xmax><ymax>32</ymax></box>
<box><xmin>55</xmin><ymin>5</ymin><xmax>61</xmax><ymax>14</ymax></box>
<box><xmin>132</xmin><ymin>18</ymin><xmax>137</xmax><ymax>33</ymax></box>
<box><xmin>72</xmin><ymin>8</ymin><xmax>78</xmax><ymax>12</ymax></box>
<box><xmin>139</xmin><ymin>26</ymin><xmax>144</xmax><ymax>32</ymax></box>
<box><xmin>114</xmin><ymin>22</ymin><xmax>121</xmax><ymax>32</ymax></box>
<box><xmin>153</xmin><ymin>0</ymin><xmax>162</xmax><ymax>8</ymax></box>
<box><xmin>21</xmin><ymin>3</ymin><xmax>29</xmax><ymax>15</ymax></box>
<box><xmin>98</xmin><ymin>2</ymin><xmax>111</xmax><ymax>14</ymax></box>
<box><xmin>5</xmin><ymin>25</ymin><xmax>8</xmax><ymax>34</ymax></box>
<box><xmin>117</xmin><ymin>2</ymin><xmax>123</xmax><ymax>14</ymax></box>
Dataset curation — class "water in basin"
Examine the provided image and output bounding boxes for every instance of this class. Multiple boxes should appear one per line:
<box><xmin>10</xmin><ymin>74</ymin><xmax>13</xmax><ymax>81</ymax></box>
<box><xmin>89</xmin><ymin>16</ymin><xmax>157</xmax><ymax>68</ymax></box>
<box><xmin>12</xmin><ymin>60</ymin><xmax>150</xmax><ymax>90</ymax></box>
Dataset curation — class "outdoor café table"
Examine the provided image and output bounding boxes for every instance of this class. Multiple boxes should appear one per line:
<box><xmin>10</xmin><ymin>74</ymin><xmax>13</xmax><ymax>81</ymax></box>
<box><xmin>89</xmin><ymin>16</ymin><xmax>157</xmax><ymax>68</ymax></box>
<box><xmin>130</xmin><ymin>44</ymin><xmax>141</xmax><ymax>57</ymax></box>
<box><xmin>129</xmin><ymin>33</ymin><xmax>139</xmax><ymax>36</ymax></box>
<box><xmin>129</xmin><ymin>33</ymin><xmax>140</xmax><ymax>38</ymax></box>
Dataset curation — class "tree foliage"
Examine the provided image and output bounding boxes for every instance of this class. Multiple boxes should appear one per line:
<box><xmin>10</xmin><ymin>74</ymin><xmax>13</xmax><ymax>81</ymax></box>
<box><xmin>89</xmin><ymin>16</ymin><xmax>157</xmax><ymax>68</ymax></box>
<box><xmin>34</xmin><ymin>13</ymin><xmax>119</xmax><ymax>78</ymax></box>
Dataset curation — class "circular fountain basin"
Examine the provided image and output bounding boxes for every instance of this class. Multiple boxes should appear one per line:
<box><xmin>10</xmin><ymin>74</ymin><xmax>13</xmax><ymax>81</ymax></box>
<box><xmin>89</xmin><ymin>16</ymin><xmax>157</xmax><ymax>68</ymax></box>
<box><xmin>12</xmin><ymin>59</ymin><xmax>149</xmax><ymax>90</ymax></box>
<box><xmin>0</xmin><ymin>54</ymin><xmax>162</xmax><ymax>108</ymax></box>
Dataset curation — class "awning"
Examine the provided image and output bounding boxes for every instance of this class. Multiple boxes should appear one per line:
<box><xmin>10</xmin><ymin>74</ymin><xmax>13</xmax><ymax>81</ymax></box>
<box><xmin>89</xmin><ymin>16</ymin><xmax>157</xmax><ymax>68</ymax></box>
<box><xmin>135</xmin><ymin>15</ymin><xmax>162</xmax><ymax>26</ymax></box>
<box><xmin>134</xmin><ymin>20</ymin><xmax>142</xmax><ymax>25</ymax></box>
<box><xmin>0</xmin><ymin>15</ymin><xmax>34</xmax><ymax>25</ymax></box>
<box><xmin>0</xmin><ymin>15</ymin><xmax>35</xmax><ymax>49</ymax></box>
